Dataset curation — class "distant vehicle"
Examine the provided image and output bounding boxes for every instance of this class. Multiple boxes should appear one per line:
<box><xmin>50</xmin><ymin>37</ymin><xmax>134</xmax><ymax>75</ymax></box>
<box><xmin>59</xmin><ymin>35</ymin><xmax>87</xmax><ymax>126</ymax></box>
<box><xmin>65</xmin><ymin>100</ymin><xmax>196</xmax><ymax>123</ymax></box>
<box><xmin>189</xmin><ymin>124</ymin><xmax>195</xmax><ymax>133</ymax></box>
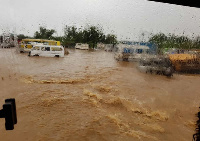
<box><xmin>104</xmin><ymin>44</ymin><xmax>114</xmax><ymax>52</ymax></box>
<box><xmin>0</xmin><ymin>33</ymin><xmax>18</xmax><ymax>48</ymax></box>
<box><xmin>105</xmin><ymin>46</ymin><xmax>112</xmax><ymax>52</ymax></box>
<box><xmin>168</xmin><ymin>52</ymin><xmax>200</xmax><ymax>72</ymax></box>
<box><xmin>114</xmin><ymin>44</ymin><xmax>150</xmax><ymax>61</ymax></box>
<box><xmin>19</xmin><ymin>39</ymin><xmax>61</xmax><ymax>53</ymax></box>
<box><xmin>29</xmin><ymin>45</ymin><xmax>64</xmax><ymax>57</ymax></box>
<box><xmin>75</xmin><ymin>43</ymin><xmax>89</xmax><ymax>50</ymax></box>
<box><xmin>138</xmin><ymin>55</ymin><xmax>174</xmax><ymax>77</ymax></box>
<box><xmin>97</xmin><ymin>43</ymin><xmax>105</xmax><ymax>50</ymax></box>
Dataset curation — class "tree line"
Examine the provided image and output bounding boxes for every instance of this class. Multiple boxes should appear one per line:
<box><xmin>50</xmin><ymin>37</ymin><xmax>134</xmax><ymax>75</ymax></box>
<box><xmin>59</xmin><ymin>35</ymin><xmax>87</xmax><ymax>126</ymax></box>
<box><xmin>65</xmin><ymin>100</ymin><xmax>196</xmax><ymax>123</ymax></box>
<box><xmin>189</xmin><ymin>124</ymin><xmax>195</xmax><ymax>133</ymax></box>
<box><xmin>17</xmin><ymin>25</ymin><xmax>117</xmax><ymax>48</ymax></box>
<box><xmin>18</xmin><ymin>27</ymin><xmax>200</xmax><ymax>50</ymax></box>
<box><xmin>149</xmin><ymin>33</ymin><xmax>200</xmax><ymax>49</ymax></box>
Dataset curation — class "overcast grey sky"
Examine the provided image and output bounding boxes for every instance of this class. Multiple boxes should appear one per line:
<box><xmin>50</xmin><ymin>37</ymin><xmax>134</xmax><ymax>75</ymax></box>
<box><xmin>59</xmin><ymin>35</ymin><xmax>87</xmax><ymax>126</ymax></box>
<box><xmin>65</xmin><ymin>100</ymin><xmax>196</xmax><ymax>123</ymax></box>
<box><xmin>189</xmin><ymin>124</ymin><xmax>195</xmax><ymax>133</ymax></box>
<box><xmin>0</xmin><ymin>0</ymin><xmax>200</xmax><ymax>41</ymax></box>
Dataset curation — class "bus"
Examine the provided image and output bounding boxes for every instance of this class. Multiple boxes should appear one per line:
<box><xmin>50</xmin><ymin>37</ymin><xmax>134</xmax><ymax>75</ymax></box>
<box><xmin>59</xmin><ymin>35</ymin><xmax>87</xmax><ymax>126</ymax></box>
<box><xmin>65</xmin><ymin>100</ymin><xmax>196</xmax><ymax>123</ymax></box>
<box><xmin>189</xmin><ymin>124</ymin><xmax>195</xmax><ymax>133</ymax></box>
<box><xmin>19</xmin><ymin>39</ymin><xmax>61</xmax><ymax>53</ymax></box>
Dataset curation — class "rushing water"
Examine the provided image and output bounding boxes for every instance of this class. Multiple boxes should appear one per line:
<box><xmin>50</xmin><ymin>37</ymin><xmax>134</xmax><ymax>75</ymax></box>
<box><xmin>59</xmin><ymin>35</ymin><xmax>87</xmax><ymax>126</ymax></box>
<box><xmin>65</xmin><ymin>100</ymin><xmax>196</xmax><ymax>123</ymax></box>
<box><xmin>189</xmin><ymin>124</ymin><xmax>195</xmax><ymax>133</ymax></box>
<box><xmin>0</xmin><ymin>48</ymin><xmax>200</xmax><ymax>141</ymax></box>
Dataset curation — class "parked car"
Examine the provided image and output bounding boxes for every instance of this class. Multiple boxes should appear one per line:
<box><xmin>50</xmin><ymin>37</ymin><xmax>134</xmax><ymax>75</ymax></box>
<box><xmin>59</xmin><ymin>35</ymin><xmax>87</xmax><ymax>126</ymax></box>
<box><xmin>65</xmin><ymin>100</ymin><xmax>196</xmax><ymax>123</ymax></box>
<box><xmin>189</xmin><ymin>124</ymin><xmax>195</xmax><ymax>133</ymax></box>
<box><xmin>138</xmin><ymin>55</ymin><xmax>174</xmax><ymax>77</ymax></box>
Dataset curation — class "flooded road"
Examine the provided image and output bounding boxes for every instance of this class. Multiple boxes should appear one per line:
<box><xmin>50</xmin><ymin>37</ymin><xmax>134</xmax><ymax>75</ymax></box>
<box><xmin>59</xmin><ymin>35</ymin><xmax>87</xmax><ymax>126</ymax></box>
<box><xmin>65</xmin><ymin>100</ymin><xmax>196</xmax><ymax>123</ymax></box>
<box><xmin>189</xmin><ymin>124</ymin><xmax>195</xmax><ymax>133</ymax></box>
<box><xmin>0</xmin><ymin>48</ymin><xmax>199</xmax><ymax>141</ymax></box>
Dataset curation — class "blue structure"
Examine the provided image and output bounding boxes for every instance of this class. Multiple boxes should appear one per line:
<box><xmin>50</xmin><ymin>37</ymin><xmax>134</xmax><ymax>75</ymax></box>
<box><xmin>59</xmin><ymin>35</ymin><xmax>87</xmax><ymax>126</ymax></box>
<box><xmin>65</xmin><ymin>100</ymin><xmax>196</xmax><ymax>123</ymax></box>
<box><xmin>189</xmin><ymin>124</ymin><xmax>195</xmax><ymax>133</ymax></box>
<box><xmin>120</xmin><ymin>41</ymin><xmax>157</xmax><ymax>54</ymax></box>
<box><xmin>123</xmin><ymin>48</ymin><xmax>134</xmax><ymax>53</ymax></box>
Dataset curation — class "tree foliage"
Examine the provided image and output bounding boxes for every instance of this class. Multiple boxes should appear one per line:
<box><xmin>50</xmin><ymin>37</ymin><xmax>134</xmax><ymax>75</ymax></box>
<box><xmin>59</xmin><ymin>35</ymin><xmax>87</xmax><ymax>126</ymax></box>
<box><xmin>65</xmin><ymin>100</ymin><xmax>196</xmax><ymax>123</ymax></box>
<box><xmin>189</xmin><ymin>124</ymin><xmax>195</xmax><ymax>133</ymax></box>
<box><xmin>105</xmin><ymin>34</ymin><xmax>117</xmax><ymax>44</ymax></box>
<box><xmin>63</xmin><ymin>25</ymin><xmax>117</xmax><ymax>48</ymax></box>
<box><xmin>20</xmin><ymin>25</ymin><xmax>118</xmax><ymax>48</ymax></box>
<box><xmin>149</xmin><ymin>33</ymin><xmax>200</xmax><ymax>49</ymax></box>
<box><xmin>17</xmin><ymin>34</ymin><xmax>30</xmax><ymax>40</ymax></box>
<box><xmin>34</xmin><ymin>27</ymin><xmax>55</xmax><ymax>39</ymax></box>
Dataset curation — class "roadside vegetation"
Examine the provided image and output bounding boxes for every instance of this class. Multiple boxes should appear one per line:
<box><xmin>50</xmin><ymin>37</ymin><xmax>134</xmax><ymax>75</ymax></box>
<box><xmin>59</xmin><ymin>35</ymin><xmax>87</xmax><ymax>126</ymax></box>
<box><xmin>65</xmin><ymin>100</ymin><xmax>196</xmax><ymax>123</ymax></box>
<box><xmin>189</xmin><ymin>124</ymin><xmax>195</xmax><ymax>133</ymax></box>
<box><xmin>149</xmin><ymin>33</ymin><xmax>200</xmax><ymax>50</ymax></box>
<box><xmin>17</xmin><ymin>25</ymin><xmax>117</xmax><ymax>48</ymax></box>
<box><xmin>17</xmin><ymin>27</ymin><xmax>200</xmax><ymax>50</ymax></box>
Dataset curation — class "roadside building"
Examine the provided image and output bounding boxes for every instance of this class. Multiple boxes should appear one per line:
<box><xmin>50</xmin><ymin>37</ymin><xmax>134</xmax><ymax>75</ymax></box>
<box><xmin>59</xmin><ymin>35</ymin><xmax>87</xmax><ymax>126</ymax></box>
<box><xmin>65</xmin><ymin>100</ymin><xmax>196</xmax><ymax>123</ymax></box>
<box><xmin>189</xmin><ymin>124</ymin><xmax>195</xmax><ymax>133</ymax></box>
<box><xmin>119</xmin><ymin>41</ymin><xmax>157</xmax><ymax>54</ymax></box>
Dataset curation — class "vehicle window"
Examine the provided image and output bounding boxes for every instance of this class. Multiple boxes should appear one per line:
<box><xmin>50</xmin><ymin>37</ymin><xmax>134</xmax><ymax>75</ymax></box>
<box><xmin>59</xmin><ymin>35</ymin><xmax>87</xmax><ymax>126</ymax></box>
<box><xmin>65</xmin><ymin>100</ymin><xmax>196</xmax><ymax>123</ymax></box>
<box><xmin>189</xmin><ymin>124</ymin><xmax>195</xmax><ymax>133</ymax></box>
<box><xmin>1</xmin><ymin>1</ymin><xmax>200</xmax><ymax>141</ymax></box>
<box><xmin>34</xmin><ymin>46</ymin><xmax>40</xmax><ymax>50</ymax></box>
<box><xmin>41</xmin><ymin>47</ymin><xmax>50</xmax><ymax>51</ymax></box>
<box><xmin>130</xmin><ymin>48</ymin><xmax>134</xmax><ymax>53</ymax></box>
<box><xmin>51</xmin><ymin>47</ymin><xmax>62</xmax><ymax>51</ymax></box>
<box><xmin>41</xmin><ymin>47</ymin><xmax>45</xmax><ymax>51</ymax></box>
<box><xmin>45</xmin><ymin>47</ymin><xmax>50</xmax><ymax>51</ymax></box>
<box><xmin>137</xmin><ymin>49</ymin><xmax>143</xmax><ymax>54</ymax></box>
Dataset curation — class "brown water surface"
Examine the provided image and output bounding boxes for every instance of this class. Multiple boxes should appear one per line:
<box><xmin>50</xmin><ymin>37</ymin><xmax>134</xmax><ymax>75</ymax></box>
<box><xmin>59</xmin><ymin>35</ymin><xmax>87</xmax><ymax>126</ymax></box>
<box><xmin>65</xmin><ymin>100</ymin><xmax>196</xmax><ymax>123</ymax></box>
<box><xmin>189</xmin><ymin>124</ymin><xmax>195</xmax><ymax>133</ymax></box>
<box><xmin>0</xmin><ymin>48</ymin><xmax>199</xmax><ymax>141</ymax></box>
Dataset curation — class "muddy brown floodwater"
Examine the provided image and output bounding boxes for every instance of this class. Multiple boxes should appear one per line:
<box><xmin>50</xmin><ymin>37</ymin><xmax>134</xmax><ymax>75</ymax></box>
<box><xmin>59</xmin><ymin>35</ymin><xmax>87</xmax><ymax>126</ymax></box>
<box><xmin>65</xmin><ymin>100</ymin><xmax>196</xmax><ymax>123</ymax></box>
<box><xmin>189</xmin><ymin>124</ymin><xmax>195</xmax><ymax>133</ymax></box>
<box><xmin>0</xmin><ymin>48</ymin><xmax>200</xmax><ymax>141</ymax></box>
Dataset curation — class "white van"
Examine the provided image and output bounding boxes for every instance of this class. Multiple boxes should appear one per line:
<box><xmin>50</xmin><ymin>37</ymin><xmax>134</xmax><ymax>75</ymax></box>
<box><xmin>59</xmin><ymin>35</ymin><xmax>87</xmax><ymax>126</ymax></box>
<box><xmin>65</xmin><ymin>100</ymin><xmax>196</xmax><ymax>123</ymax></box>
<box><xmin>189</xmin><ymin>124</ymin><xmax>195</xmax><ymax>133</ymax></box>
<box><xmin>29</xmin><ymin>45</ymin><xmax>64</xmax><ymax>57</ymax></box>
<box><xmin>75</xmin><ymin>43</ymin><xmax>89</xmax><ymax>50</ymax></box>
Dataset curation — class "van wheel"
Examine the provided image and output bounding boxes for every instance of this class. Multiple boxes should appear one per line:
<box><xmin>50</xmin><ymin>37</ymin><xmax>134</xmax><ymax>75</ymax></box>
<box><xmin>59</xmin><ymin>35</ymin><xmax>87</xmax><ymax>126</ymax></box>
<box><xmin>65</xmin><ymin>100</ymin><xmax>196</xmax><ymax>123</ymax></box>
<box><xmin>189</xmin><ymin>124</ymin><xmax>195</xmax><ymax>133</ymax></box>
<box><xmin>55</xmin><ymin>55</ymin><xmax>59</xmax><ymax>57</ymax></box>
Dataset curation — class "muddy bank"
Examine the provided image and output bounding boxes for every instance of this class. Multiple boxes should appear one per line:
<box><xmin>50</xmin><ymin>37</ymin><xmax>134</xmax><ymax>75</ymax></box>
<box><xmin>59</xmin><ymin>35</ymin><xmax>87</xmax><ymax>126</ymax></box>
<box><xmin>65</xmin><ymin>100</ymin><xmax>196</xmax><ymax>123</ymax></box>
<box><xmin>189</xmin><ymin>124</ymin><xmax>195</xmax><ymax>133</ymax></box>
<box><xmin>0</xmin><ymin>48</ymin><xmax>199</xmax><ymax>140</ymax></box>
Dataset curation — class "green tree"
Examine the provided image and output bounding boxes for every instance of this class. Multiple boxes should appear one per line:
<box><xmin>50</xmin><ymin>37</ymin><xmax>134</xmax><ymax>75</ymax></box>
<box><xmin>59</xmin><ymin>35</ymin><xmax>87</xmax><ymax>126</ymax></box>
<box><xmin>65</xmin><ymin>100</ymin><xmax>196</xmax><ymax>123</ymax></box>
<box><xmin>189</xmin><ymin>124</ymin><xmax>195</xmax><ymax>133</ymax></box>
<box><xmin>51</xmin><ymin>36</ymin><xmax>63</xmax><ymax>43</ymax></box>
<box><xmin>62</xmin><ymin>25</ymin><xmax>118</xmax><ymax>48</ymax></box>
<box><xmin>87</xmin><ymin>26</ymin><xmax>102</xmax><ymax>48</ymax></box>
<box><xmin>149</xmin><ymin>33</ymin><xmax>168</xmax><ymax>49</ymax></box>
<box><xmin>17</xmin><ymin>34</ymin><xmax>30</xmax><ymax>40</ymax></box>
<box><xmin>63</xmin><ymin>26</ymin><xmax>79</xmax><ymax>46</ymax></box>
<box><xmin>34</xmin><ymin>27</ymin><xmax>55</xmax><ymax>39</ymax></box>
<box><xmin>105</xmin><ymin>34</ymin><xmax>117</xmax><ymax>44</ymax></box>
<box><xmin>149</xmin><ymin>33</ymin><xmax>195</xmax><ymax>50</ymax></box>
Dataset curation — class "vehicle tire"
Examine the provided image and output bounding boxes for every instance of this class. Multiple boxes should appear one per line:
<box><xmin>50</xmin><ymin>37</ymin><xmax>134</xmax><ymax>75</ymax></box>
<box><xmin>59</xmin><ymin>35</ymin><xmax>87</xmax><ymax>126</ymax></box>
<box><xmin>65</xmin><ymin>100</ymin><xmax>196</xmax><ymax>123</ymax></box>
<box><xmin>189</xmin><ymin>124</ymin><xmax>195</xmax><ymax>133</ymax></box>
<box><xmin>55</xmin><ymin>55</ymin><xmax>59</xmax><ymax>57</ymax></box>
<box><xmin>164</xmin><ymin>67</ymin><xmax>173</xmax><ymax>77</ymax></box>
<box><xmin>123</xmin><ymin>58</ymin><xmax>128</xmax><ymax>61</ymax></box>
<box><xmin>150</xmin><ymin>69</ymin><xmax>153</xmax><ymax>74</ymax></box>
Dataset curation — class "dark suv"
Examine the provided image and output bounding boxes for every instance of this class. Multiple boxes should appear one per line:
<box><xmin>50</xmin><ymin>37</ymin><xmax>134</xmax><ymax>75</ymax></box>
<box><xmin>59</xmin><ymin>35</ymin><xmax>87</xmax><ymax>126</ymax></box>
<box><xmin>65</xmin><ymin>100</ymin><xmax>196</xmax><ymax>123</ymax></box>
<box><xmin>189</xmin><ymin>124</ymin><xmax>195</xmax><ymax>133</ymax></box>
<box><xmin>138</xmin><ymin>55</ymin><xmax>174</xmax><ymax>77</ymax></box>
